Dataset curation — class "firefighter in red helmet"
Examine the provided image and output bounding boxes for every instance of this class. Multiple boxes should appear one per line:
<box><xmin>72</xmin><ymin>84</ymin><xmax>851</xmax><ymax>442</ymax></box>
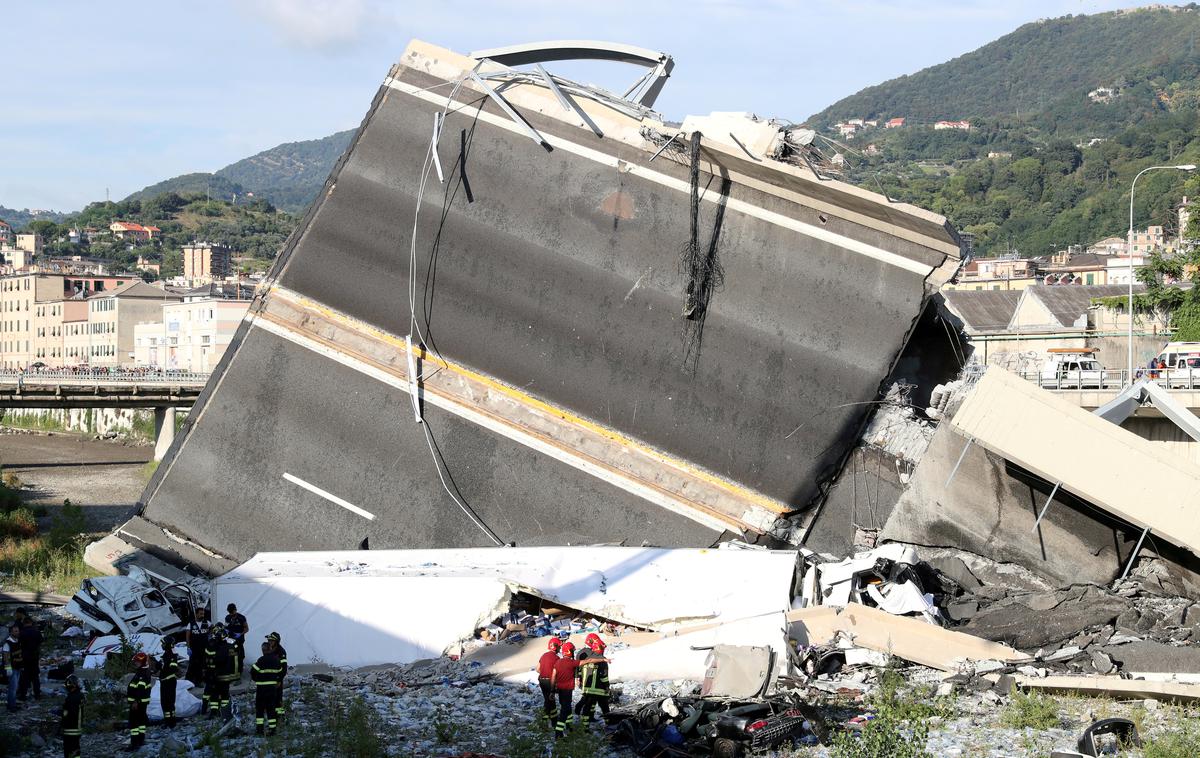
<box><xmin>575</xmin><ymin>633</ymin><xmax>611</xmax><ymax>727</ymax></box>
<box><xmin>551</xmin><ymin>641</ymin><xmax>580</xmax><ymax>737</ymax></box>
<box><xmin>125</xmin><ymin>652</ymin><xmax>152</xmax><ymax>751</ymax></box>
<box><xmin>536</xmin><ymin>637</ymin><xmax>562</xmax><ymax>726</ymax></box>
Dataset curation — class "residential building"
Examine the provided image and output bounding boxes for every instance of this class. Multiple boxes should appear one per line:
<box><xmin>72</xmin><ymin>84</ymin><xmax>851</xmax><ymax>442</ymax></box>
<box><xmin>0</xmin><ymin>273</ymin><xmax>138</xmax><ymax>369</ymax></box>
<box><xmin>1129</xmin><ymin>225</ymin><xmax>1169</xmax><ymax>255</ymax></box>
<box><xmin>136</xmin><ymin>255</ymin><xmax>161</xmax><ymax>276</ymax></box>
<box><xmin>847</xmin><ymin>118</ymin><xmax>864</xmax><ymax>126</ymax></box>
<box><xmin>62</xmin><ymin>298</ymin><xmax>92</xmax><ymax>366</ymax></box>
<box><xmin>1088</xmin><ymin>236</ymin><xmax>1127</xmax><ymax>257</ymax></box>
<box><xmin>5</xmin><ymin>248</ymin><xmax>32</xmax><ymax>270</ymax></box>
<box><xmin>86</xmin><ymin>281</ymin><xmax>181</xmax><ymax>366</ymax></box>
<box><xmin>182</xmin><ymin>242</ymin><xmax>231</xmax><ymax>284</ymax></box>
<box><xmin>884</xmin><ymin>117</ymin><xmax>905</xmax><ymax>128</ymax></box>
<box><xmin>1088</xmin><ymin>87</ymin><xmax>1117</xmax><ymax>103</ymax></box>
<box><xmin>109</xmin><ymin>221</ymin><xmax>161</xmax><ymax>241</ymax></box>
<box><xmin>1106</xmin><ymin>254</ymin><xmax>1149</xmax><ymax>285</ymax></box>
<box><xmin>134</xmin><ymin>283</ymin><xmax>251</xmax><ymax>370</ymax></box>
<box><xmin>934</xmin><ymin>120</ymin><xmax>970</xmax><ymax>130</ymax></box>
<box><xmin>944</xmin><ymin>256</ymin><xmax>1040</xmax><ymax>291</ymax></box>
<box><xmin>987</xmin><ymin>151</ymin><xmax>1012</xmax><ymax>159</ymax></box>
<box><xmin>0</xmin><ymin>220</ymin><xmax>12</xmax><ymax>245</ymax></box>
<box><xmin>32</xmin><ymin>297</ymin><xmax>69</xmax><ymax>364</ymax></box>
<box><xmin>1041</xmin><ymin>251</ymin><xmax>1109</xmax><ymax>286</ymax></box>
<box><xmin>863</xmin><ymin>119</ymin><xmax>877</xmax><ymax>127</ymax></box>
<box><xmin>835</xmin><ymin>123</ymin><xmax>858</xmax><ymax>138</ymax></box>
<box><xmin>15</xmin><ymin>233</ymin><xmax>42</xmax><ymax>256</ymax></box>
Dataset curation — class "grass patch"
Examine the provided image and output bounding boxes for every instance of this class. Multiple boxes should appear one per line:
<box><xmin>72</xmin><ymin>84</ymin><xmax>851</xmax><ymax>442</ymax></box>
<box><xmin>831</xmin><ymin>667</ymin><xmax>934</xmax><ymax>758</ymax></box>
<box><xmin>0</xmin><ymin>536</ymin><xmax>94</xmax><ymax>594</ymax></box>
<box><xmin>140</xmin><ymin>460</ymin><xmax>159</xmax><ymax>483</ymax></box>
<box><xmin>0</xmin><ymin>498</ymin><xmax>94</xmax><ymax>594</ymax></box>
<box><xmin>1144</xmin><ymin>712</ymin><xmax>1200</xmax><ymax>758</ymax></box>
<box><xmin>285</xmin><ymin>688</ymin><xmax>384</xmax><ymax>758</ymax></box>
<box><xmin>1001</xmin><ymin>688</ymin><xmax>1061</xmax><ymax>730</ymax></box>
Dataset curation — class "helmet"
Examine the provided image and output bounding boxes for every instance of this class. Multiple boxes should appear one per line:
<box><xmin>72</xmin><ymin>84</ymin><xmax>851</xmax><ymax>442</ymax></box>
<box><xmin>547</xmin><ymin>637</ymin><xmax>562</xmax><ymax>652</ymax></box>
<box><xmin>585</xmin><ymin>633</ymin><xmax>605</xmax><ymax>653</ymax></box>
<box><xmin>211</xmin><ymin>622</ymin><xmax>226</xmax><ymax>635</ymax></box>
<box><xmin>132</xmin><ymin>652</ymin><xmax>149</xmax><ymax>667</ymax></box>
<box><xmin>65</xmin><ymin>674</ymin><xmax>80</xmax><ymax>690</ymax></box>
<box><xmin>267</xmin><ymin>632</ymin><xmax>281</xmax><ymax>643</ymax></box>
<box><xmin>560</xmin><ymin>642</ymin><xmax>576</xmax><ymax>657</ymax></box>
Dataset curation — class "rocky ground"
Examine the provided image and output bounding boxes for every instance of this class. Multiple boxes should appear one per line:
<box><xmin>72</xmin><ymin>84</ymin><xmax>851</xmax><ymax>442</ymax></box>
<box><xmin>0</xmin><ymin>428</ymin><xmax>150</xmax><ymax>531</ymax></box>
<box><xmin>3</xmin><ymin>602</ymin><xmax>1199</xmax><ymax>758</ymax></box>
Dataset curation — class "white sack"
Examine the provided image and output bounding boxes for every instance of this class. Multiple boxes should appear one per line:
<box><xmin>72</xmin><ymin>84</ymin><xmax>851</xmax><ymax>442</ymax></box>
<box><xmin>149</xmin><ymin>679</ymin><xmax>202</xmax><ymax>722</ymax></box>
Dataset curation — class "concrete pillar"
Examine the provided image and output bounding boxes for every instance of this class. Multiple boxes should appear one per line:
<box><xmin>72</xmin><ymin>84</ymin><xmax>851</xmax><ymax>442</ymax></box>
<box><xmin>153</xmin><ymin>406</ymin><xmax>177</xmax><ymax>462</ymax></box>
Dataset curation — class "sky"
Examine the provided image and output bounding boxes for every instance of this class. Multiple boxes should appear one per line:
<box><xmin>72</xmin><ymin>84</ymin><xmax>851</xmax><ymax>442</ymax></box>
<box><xmin>2</xmin><ymin>0</ymin><xmax>1181</xmax><ymax>212</ymax></box>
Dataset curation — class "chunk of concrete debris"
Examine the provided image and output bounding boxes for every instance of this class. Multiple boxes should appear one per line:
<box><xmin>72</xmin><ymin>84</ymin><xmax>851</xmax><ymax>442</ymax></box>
<box><xmin>1016</xmin><ymin>674</ymin><xmax>1200</xmax><ymax>704</ymax></box>
<box><xmin>1089</xmin><ymin>650</ymin><xmax>1115</xmax><ymax>675</ymax></box>
<box><xmin>788</xmin><ymin>604</ymin><xmax>1026</xmax><ymax>672</ymax></box>
<box><xmin>963</xmin><ymin>586</ymin><xmax>1129</xmax><ymax>649</ymax></box>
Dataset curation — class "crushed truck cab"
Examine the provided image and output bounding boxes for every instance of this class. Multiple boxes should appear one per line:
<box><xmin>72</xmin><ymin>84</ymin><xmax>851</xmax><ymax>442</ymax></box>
<box><xmin>65</xmin><ymin>566</ymin><xmax>208</xmax><ymax>637</ymax></box>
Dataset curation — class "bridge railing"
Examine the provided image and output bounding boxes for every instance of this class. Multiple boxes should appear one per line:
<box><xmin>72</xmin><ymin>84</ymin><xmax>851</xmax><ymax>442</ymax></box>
<box><xmin>966</xmin><ymin>365</ymin><xmax>1200</xmax><ymax>391</ymax></box>
<box><xmin>0</xmin><ymin>369</ymin><xmax>211</xmax><ymax>387</ymax></box>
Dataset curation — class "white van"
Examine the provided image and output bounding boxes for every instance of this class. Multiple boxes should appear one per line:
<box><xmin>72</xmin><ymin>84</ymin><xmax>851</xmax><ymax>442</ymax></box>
<box><xmin>1039</xmin><ymin>348</ymin><xmax>1106</xmax><ymax>389</ymax></box>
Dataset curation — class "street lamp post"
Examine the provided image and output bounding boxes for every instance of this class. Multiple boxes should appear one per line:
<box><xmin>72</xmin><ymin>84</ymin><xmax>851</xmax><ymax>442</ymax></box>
<box><xmin>1126</xmin><ymin>164</ymin><xmax>1197</xmax><ymax>385</ymax></box>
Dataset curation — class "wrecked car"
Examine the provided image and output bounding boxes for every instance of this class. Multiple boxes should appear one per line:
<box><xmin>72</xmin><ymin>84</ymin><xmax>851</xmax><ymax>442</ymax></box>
<box><xmin>65</xmin><ymin>566</ymin><xmax>208</xmax><ymax>637</ymax></box>
<box><xmin>610</xmin><ymin>695</ymin><xmax>826</xmax><ymax>757</ymax></box>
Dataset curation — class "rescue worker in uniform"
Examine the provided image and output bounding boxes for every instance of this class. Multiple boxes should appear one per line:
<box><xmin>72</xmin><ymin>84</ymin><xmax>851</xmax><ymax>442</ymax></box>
<box><xmin>157</xmin><ymin>645</ymin><xmax>179</xmax><ymax>728</ymax></box>
<box><xmin>126</xmin><ymin>652</ymin><xmax>152</xmax><ymax>751</ymax></box>
<box><xmin>575</xmin><ymin>633</ymin><xmax>611</xmax><ymax>727</ymax></box>
<box><xmin>536</xmin><ymin>637</ymin><xmax>562</xmax><ymax>726</ymax></box>
<box><xmin>551</xmin><ymin>641</ymin><xmax>580</xmax><ymax>738</ymax></box>
<box><xmin>250</xmin><ymin>641</ymin><xmax>282</xmax><ymax>736</ymax></box>
<box><xmin>185</xmin><ymin>607</ymin><xmax>210</xmax><ymax>685</ymax></box>
<box><xmin>202</xmin><ymin>622</ymin><xmax>224</xmax><ymax>716</ymax></box>
<box><xmin>265</xmin><ymin>632</ymin><xmax>287</xmax><ymax>724</ymax></box>
<box><xmin>224</xmin><ymin>603</ymin><xmax>248</xmax><ymax>678</ymax></box>
<box><xmin>205</xmin><ymin>623</ymin><xmax>235</xmax><ymax>724</ymax></box>
<box><xmin>60</xmin><ymin>674</ymin><xmax>83</xmax><ymax>758</ymax></box>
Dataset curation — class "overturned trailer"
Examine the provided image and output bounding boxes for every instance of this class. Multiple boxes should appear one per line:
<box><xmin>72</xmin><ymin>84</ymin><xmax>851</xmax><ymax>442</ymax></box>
<box><xmin>119</xmin><ymin>40</ymin><xmax>962</xmax><ymax>569</ymax></box>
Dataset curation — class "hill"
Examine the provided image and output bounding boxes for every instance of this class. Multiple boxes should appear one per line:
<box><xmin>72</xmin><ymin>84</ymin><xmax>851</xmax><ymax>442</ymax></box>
<box><xmin>28</xmin><ymin>193</ymin><xmax>296</xmax><ymax>277</ymax></box>
<box><xmin>809</xmin><ymin>5</ymin><xmax>1200</xmax><ymax>136</ymax></box>
<box><xmin>0</xmin><ymin>206</ymin><xmax>67</xmax><ymax>231</ymax></box>
<box><xmin>215</xmin><ymin>130</ymin><xmax>354</xmax><ymax>212</ymax></box>
<box><xmin>125</xmin><ymin>130</ymin><xmax>354</xmax><ymax>215</ymax></box>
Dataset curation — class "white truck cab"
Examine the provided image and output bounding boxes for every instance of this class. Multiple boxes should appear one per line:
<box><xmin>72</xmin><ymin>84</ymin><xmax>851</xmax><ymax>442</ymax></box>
<box><xmin>1151</xmin><ymin>342</ymin><xmax>1200</xmax><ymax>387</ymax></box>
<box><xmin>1039</xmin><ymin>348</ymin><xmax>1106</xmax><ymax>389</ymax></box>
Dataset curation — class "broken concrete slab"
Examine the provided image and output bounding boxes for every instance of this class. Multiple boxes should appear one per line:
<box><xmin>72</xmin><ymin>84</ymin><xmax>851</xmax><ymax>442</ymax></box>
<box><xmin>952</xmin><ymin>368</ymin><xmax>1200</xmax><ymax>561</ymax></box>
<box><xmin>787</xmin><ymin>604</ymin><xmax>1026</xmax><ymax>671</ymax></box>
<box><xmin>128</xmin><ymin>39</ymin><xmax>963</xmax><ymax>562</ymax></box>
<box><xmin>212</xmin><ymin>546</ymin><xmax>798</xmax><ymax>668</ymax></box>
<box><xmin>1016</xmin><ymin>674</ymin><xmax>1200</xmax><ymax>704</ymax></box>
<box><xmin>1100</xmin><ymin>640</ymin><xmax>1200</xmax><ymax>674</ymax></box>
<box><xmin>963</xmin><ymin>586</ymin><xmax>1129</xmax><ymax>650</ymax></box>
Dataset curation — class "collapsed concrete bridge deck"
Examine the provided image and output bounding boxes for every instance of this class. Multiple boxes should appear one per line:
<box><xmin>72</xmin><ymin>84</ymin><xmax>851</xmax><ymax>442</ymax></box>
<box><xmin>122</xmin><ymin>40</ymin><xmax>963</xmax><ymax>567</ymax></box>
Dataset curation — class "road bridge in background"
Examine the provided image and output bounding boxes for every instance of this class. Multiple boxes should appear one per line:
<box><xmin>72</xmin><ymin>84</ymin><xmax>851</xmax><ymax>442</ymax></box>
<box><xmin>0</xmin><ymin>370</ymin><xmax>210</xmax><ymax>460</ymax></box>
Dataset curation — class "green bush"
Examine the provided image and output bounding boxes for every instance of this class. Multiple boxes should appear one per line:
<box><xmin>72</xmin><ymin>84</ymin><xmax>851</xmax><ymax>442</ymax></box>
<box><xmin>506</xmin><ymin>718</ymin><xmax>554</xmax><ymax>758</ymax></box>
<box><xmin>102</xmin><ymin>634</ymin><xmax>140</xmax><ymax>680</ymax></box>
<box><xmin>47</xmin><ymin>498</ymin><xmax>87</xmax><ymax>549</ymax></box>
<box><xmin>0</xmin><ymin>508</ymin><xmax>38</xmax><ymax>539</ymax></box>
<box><xmin>555</xmin><ymin>724</ymin><xmax>609</xmax><ymax>758</ymax></box>
<box><xmin>831</xmin><ymin>712</ymin><xmax>931</xmax><ymax>758</ymax></box>
<box><xmin>434</xmin><ymin>703</ymin><xmax>462</xmax><ymax>744</ymax></box>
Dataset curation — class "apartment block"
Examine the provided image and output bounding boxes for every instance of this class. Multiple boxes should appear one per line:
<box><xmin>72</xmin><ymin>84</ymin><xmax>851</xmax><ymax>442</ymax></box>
<box><xmin>86</xmin><ymin>282</ymin><xmax>181</xmax><ymax>366</ymax></box>
<box><xmin>134</xmin><ymin>284</ymin><xmax>251</xmax><ymax>371</ymax></box>
<box><xmin>183</xmin><ymin>243</ymin><xmax>232</xmax><ymax>285</ymax></box>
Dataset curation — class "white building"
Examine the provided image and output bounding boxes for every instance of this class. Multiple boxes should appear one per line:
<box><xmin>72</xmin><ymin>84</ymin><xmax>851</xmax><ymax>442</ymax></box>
<box><xmin>134</xmin><ymin>284</ymin><xmax>251</xmax><ymax>371</ymax></box>
<box><xmin>87</xmin><ymin>281</ymin><xmax>182</xmax><ymax>366</ymax></box>
<box><xmin>1106</xmin><ymin>254</ymin><xmax>1148</xmax><ymax>286</ymax></box>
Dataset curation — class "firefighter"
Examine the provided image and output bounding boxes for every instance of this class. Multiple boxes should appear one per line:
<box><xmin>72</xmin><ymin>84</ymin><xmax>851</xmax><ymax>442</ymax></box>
<box><xmin>250</xmin><ymin>641</ymin><xmax>282</xmax><ymax>736</ymax></box>
<box><xmin>551</xmin><ymin>641</ymin><xmax>580</xmax><ymax>738</ymax></box>
<box><xmin>575</xmin><ymin>633</ymin><xmax>611</xmax><ymax>728</ymax></box>
<box><xmin>158</xmin><ymin>644</ymin><xmax>180</xmax><ymax>728</ymax></box>
<box><xmin>185</xmin><ymin>606</ymin><xmax>211</xmax><ymax>685</ymax></box>
<box><xmin>202</xmin><ymin>622</ymin><xmax>224</xmax><ymax>717</ymax></box>
<box><xmin>60</xmin><ymin>674</ymin><xmax>83</xmax><ymax>758</ymax></box>
<box><xmin>211</xmin><ymin>629</ymin><xmax>238</xmax><ymax>721</ymax></box>
<box><xmin>126</xmin><ymin>652</ymin><xmax>152</xmax><ymax>751</ymax></box>
<box><xmin>265</xmin><ymin>632</ymin><xmax>287</xmax><ymax>723</ymax></box>
<box><xmin>536</xmin><ymin>637</ymin><xmax>562</xmax><ymax>726</ymax></box>
<box><xmin>224</xmin><ymin>603</ymin><xmax>248</xmax><ymax>678</ymax></box>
